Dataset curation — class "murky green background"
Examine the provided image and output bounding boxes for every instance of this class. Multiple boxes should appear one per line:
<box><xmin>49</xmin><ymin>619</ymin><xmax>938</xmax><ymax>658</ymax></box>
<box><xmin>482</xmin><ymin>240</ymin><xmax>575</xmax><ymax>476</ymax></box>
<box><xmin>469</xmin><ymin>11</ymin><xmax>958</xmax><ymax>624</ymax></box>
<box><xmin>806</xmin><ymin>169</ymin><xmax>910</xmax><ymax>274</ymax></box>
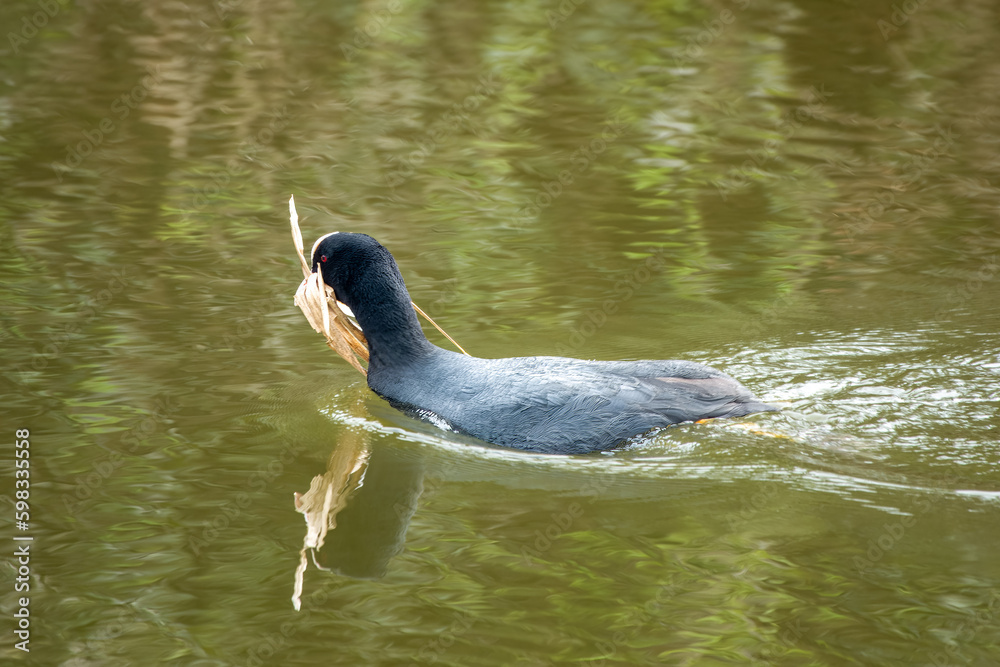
<box><xmin>3</xmin><ymin>0</ymin><xmax>999</xmax><ymax>665</ymax></box>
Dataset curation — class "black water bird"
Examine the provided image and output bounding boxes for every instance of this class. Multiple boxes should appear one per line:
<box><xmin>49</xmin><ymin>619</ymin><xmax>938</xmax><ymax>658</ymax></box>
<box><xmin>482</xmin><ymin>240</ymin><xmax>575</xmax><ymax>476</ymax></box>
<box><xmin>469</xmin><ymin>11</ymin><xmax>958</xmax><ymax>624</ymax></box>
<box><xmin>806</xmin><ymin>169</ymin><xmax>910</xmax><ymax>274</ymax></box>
<box><xmin>310</xmin><ymin>233</ymin><xmax>777</xmax><ymax>454</ymax></box>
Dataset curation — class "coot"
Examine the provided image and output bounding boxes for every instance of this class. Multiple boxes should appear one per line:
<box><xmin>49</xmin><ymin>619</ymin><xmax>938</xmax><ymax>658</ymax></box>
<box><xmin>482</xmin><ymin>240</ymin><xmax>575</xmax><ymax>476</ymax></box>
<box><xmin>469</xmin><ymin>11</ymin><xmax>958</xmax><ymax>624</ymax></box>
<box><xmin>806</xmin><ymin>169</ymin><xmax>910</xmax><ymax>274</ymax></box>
<box><xmin>310</xmin><ymin>232</ymin><xmax>777</xmax><ymax>454</ymax></box>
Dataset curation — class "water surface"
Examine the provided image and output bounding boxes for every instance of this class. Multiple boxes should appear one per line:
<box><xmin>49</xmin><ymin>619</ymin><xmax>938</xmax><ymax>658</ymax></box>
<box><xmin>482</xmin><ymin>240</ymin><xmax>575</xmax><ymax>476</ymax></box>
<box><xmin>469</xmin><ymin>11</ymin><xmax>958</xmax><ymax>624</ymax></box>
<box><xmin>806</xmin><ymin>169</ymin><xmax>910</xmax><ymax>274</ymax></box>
<box><xmin>2</xmin><ymin>0</ymin><xmax>999</xmax><ymax>665</ymax></box>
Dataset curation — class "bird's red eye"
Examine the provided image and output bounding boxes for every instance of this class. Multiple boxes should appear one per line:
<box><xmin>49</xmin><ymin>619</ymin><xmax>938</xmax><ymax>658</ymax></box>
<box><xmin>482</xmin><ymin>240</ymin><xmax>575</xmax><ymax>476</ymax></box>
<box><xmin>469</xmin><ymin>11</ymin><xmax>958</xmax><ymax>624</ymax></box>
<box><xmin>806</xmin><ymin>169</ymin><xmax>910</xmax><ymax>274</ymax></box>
<box><xmin>321</xmin><ymin>255</ymin><xmax>328</xmax><ymax>263</ymax></box>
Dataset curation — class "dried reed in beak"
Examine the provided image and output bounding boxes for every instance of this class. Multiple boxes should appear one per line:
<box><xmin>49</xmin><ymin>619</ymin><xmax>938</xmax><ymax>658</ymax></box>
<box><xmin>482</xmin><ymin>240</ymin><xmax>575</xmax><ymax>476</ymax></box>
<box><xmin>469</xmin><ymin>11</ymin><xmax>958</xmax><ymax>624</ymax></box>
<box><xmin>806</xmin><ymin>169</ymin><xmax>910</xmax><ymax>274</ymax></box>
<box><xmin>290</xmin><ymin>196</ymin><xmax>369</xmax><ymax>375</ymax></box>
<box><xmin>289</xmin><ymin>195</ymin><xmax>469</xmax><ymax>376</ymax></box>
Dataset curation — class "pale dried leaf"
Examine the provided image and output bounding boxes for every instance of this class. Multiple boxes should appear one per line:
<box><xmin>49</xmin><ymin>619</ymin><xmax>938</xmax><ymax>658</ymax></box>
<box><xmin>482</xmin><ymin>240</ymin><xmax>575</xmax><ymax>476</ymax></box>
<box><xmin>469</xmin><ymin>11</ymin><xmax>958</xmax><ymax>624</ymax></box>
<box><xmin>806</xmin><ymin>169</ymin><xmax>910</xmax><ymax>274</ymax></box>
<box><xmin>289</xmin><ymin>195</ymin><xmax>310</xmax><ymax>278</ymax></box>
<box><xmin>292</xmin><ymin>549</ymin><xmax>307</xmax><ymax>611</ymax></box>
<box><xmin>291</xmin><ymin>441</ymin><xmax>370</xmax><ymax>611</ymax></box>
<box><xmin>412</xmin><ymin>300</ymin><xmax>470</xmax><ymax>356</ymax></box>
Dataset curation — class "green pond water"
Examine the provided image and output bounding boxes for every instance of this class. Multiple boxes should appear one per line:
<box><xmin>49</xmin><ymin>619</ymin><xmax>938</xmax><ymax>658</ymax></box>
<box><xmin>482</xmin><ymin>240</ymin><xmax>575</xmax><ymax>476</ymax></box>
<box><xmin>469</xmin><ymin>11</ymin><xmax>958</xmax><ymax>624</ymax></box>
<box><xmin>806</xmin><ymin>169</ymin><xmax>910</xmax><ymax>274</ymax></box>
<box><xmin>2</xmin><ymin>0</ymin><xmax>999</xmax><ymax>665</ymax></box>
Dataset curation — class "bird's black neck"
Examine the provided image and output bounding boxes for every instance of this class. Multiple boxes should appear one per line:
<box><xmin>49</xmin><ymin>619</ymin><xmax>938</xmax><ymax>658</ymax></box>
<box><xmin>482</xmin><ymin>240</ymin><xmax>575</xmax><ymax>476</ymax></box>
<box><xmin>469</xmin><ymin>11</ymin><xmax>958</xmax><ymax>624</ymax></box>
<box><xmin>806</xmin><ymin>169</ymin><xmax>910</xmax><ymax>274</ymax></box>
<box><xmin>346</xmin><ymin>259</ymin><xmax>435</xmax><ymax>370</ymax></box>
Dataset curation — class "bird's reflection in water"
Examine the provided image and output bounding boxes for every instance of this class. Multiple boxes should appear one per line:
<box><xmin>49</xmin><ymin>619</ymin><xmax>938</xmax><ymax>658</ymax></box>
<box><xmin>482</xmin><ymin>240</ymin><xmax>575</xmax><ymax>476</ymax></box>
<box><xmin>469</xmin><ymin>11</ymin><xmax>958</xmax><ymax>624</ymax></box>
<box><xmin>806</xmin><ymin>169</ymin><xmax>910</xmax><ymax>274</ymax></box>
<box><xmin>291</xmin><ymin>429</ymin><xmax>423</xmax><ymax>610</ymax></box>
